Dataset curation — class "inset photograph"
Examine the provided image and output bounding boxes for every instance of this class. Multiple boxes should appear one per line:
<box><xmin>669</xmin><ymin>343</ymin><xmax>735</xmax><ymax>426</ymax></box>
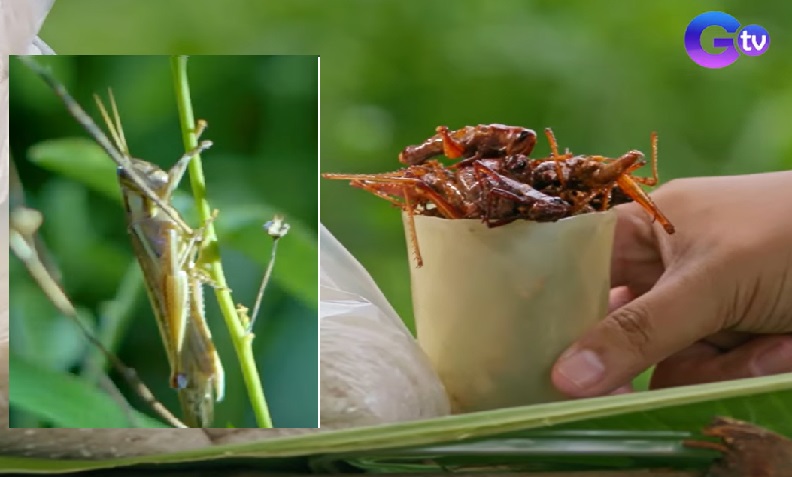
<box><xmin>8</xmin><ymin>55</ymin><xmax>318</xmax><ymax>428</ymax></box>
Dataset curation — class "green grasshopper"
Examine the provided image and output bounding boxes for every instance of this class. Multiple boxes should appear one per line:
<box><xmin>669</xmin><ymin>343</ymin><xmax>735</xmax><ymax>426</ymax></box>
<box><xmin>94</xmin><ymin>92</ymin><xmax>225</xmax><ymax>428</ymax></box>
<box><xmin>18</xmin><ymin>57</ymin><xmax>224</xmax><ymax>427</ymax></box>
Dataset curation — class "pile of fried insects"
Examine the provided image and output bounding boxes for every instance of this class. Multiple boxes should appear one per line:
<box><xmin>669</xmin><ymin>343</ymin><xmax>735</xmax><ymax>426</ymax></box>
<box><xmin>323</xmin><ymin>124</ymin><xmax>675</xmax><ymax>265</ymax></box>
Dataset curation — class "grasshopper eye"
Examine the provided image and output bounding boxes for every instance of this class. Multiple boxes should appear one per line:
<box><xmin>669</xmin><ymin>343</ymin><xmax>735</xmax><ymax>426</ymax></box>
<box><xmin>517</xmin><ymin>129</ymin><xmax>532</xmax><ymax>143</ymax></box>
<box><xmin>117</xmin><ymin>167</ymin><xmax>138</xmax><ymax>186</ymax></box>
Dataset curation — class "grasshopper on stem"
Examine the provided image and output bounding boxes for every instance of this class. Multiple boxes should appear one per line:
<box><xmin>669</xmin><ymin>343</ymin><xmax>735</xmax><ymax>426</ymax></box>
<box><xmin>94</xmin><ymin>92</ymin><xmax>225</xmax><ymax>428</ymax></box>
<box><xmin>18</xmin><ymin>56</ymin><xmax>224</xmax><ymax>427</ymax></box>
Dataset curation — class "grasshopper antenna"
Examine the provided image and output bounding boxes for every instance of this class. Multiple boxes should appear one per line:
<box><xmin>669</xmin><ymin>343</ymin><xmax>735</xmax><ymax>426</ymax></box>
<box><xmin>16</xmin><ymin>56</ymin><xmax>192</xmax><ymax>232</ymax></box>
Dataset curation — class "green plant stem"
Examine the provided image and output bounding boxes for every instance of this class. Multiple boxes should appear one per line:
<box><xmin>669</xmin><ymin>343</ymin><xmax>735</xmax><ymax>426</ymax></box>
<box><xmin>170</xmin><ymin>56</ymin><xmax>272</xmax><ymax>428</ymax></box>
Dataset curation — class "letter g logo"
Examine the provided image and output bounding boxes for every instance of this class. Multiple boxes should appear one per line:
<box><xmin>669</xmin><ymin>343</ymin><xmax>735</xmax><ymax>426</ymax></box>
<box><xmin>684</xmin><ymin>11</ymin><xmax>770</xmax><ymax>69</ymax></box>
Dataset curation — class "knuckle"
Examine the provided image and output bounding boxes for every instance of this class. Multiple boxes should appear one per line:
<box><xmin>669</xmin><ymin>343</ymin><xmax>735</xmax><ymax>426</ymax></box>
<box><xmin>605</xmin><ymin>304</ymin><xmax>654</xmax><ymax>356</ymax></box>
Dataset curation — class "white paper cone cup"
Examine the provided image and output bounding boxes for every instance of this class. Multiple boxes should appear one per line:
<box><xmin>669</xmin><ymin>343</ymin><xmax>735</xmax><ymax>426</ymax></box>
<box><xmin>404</xmin><ymin>211</ymin><xmax>617</xmax><ymax>413</ymax></box>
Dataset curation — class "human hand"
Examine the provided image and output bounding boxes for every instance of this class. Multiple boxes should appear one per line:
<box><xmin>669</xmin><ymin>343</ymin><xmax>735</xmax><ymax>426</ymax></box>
<box><xmin>552</xmin><ymin>171</ymin><xmax>792</xmax><ymax>397</ymax></box>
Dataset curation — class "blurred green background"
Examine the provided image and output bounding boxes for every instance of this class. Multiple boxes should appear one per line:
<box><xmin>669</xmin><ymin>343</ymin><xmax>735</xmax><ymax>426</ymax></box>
<box><xmin>9</xmin><ymin>56</ymin><xmax>318</xmax><ymax>428</ymax></box>
<box><xmin>32</xmin><ymin>2</ymin><xmax>792</xmax><ymax>387</ymax></box>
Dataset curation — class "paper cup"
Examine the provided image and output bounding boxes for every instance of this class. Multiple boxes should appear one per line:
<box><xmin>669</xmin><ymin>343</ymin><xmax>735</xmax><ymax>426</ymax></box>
<box><xmin>404</xmin><ymin>211</ymin><xmax>616</xmax><ymax>413</ymax></box>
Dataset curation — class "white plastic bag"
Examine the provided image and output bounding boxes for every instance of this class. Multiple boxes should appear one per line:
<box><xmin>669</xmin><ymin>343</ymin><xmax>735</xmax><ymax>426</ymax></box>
<box><xmin>320</xmin><ymin>224</ymin><xmax>450</xmax><ymax>428</ymax></box>
<box><xmin>1</xmin><ymin>0</ymin><xmax>56</xmax><ymax>203</ymax></box>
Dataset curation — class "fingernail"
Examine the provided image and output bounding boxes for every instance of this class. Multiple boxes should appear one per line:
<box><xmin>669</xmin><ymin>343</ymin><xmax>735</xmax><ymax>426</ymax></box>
<box><xmin>751</xmin><ymin>340</ymin><xmax>792</xmax><ymax>376</ymax></box>
<box><xmin>555</xmin><ymin>348</ymin><xmax>606</xmax><ymax>392</ymax></box>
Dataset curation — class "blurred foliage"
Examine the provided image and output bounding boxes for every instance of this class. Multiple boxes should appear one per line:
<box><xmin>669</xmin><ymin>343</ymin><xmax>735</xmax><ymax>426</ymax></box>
<box><xmin>42</xmin><ymin>0</ymin><xmax>791</xmax><ymax>331</ymax></box>
<box><xmin>8</xmin><ymin>56</ymin><xmax>318</xmax><ymax>428</ymax></box>
<box><xmin>34</xmin><ymin>2</ymin><xmax>792</xmax><ymax>385</ymax></box>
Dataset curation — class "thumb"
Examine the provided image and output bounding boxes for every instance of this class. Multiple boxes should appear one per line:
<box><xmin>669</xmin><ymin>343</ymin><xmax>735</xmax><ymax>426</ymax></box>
<box><xmin>552</xmin><ymin>266</ymin><xmax>722</xmax><ymax>397</ymax></box>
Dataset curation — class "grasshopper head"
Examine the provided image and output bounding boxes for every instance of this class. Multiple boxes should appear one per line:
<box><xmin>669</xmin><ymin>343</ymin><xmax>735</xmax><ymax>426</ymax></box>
<box><xmin>504</xmin><ymin>127</ymin><xmax>537</xmax><ymax>156</ymax></box>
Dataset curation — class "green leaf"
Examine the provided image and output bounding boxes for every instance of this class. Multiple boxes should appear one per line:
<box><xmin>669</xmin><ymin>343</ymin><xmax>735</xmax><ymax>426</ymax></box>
<box><xmin>9</xmin><ymin>285</ymin><xmax>88</xmax><ymax>373</ymax></box>
<box><xmin>326</xmin><ymin>431</ymin><xmax>719</xmax><ymax>473</ymax></box>
<box><xmin>28</xmin><ymin>138</ymin><xmax>120</xmax><ymax>202</ymax></box>
<box><xmin>9</xmin><ymin>353</ymin><xmax>166</xmax><ymax>429</ymax></box>
<box><xmin>1</xmin><ymin>374</ymin><xmax>789</xmax><ymax>473</ymax></box>
<box><xmin>212</xmin><ymin>374</ymin><xmax>792</xmax><ymax>459</ymax></box>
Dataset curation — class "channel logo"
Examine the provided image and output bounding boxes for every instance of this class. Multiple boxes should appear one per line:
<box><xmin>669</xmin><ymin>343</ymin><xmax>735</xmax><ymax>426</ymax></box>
<box><xmin>684</xmin><ymin>11</ymin><xmax>770</xmax><ymax>69</ymax></box>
